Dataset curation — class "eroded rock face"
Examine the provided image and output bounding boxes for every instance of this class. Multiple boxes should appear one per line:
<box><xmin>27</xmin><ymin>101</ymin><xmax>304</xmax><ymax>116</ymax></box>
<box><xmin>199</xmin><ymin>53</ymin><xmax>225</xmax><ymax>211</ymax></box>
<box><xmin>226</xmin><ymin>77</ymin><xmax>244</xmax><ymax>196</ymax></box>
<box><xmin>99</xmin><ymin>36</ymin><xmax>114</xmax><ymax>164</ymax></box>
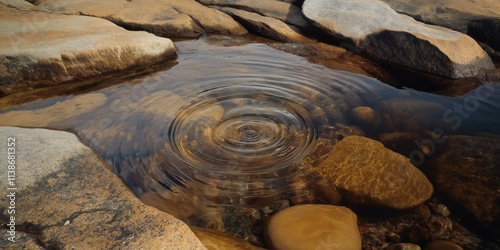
<box><xmin>35</xmin><ymin>0</ymin><xmax>247</xmax><ymax>38</ymax></box>
<box><xmin>0</xmin><ymin>127</ymin><xmax>206</xmax><ymax>249</ymax></box>
<box><xmin>302</xmin><ymin>0</ymin><xmax>494</xmax><ymax>78</ymax></box>
<box><xmin>0</xmin><ymin>4</ymin><xmax>176</xmax><ymax>95</ymax></box>
<box><xmin>318</xmin><ymin>136</ymin><xmax>433</xmax><ymax>209</ymax></box>
<box><xmin>264</xmin><ymin>204</ymin><xmax>362</xmax><ymax>250</ymax></box>
<box><xmin>425</xmin><ymin>135</ymin><xmax>500</xmax><ymax>239</ymax></box>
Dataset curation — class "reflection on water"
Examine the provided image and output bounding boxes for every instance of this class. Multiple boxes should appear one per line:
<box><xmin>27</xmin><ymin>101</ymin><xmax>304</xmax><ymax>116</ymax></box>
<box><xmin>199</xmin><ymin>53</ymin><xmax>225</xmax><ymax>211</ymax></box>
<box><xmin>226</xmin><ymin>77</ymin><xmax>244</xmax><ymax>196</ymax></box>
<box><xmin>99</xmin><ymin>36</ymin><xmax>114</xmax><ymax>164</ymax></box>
<box><xmin>1</xmin><ymin>36</ymin><xmax>499</xmax><ymax>239</ymax></box>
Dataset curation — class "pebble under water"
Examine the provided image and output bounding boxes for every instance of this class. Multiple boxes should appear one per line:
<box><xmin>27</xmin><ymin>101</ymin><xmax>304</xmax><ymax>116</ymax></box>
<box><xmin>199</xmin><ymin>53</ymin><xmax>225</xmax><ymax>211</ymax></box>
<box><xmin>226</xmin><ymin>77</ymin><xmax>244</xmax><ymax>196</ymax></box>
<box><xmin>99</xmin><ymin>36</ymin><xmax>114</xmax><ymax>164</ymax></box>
<box><xmin>1</xmin><ymin>36</ymin><xmax>499</xmax><ymax>241</ymax></box>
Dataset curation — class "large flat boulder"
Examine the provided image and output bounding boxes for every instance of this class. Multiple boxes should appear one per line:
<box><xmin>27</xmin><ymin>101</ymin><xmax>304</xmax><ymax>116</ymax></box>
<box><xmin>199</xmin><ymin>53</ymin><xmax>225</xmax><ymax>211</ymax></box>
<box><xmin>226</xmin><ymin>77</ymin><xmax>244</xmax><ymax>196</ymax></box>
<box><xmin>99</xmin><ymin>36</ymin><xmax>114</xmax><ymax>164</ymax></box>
<box><xmin>318</xmin><ymin>136</ymin><xmax>433</xmax><ymax>209</ymax></box>
<box><xmin>380</xmin><ymin>0</ymin><xmax>500</xmax><ymax>53</ymax></box>
<box><xmin>0</xmin><ymin>126</ymin><xmax>206</xmax><ymax>249</ymax></box>
<box><xmin>35</xmin><ymin>0</ymin><xmax>247</xmax><ymax>38</ymax></box>
<box><xmin>0</xmin><ymin>3</ymin><xmax>176</xmax><ymax>95</ymax></box>
<box><xmin>302</xmin><ymin>0</ymin><xmax>494</xmax><ymax>78</ymax></box>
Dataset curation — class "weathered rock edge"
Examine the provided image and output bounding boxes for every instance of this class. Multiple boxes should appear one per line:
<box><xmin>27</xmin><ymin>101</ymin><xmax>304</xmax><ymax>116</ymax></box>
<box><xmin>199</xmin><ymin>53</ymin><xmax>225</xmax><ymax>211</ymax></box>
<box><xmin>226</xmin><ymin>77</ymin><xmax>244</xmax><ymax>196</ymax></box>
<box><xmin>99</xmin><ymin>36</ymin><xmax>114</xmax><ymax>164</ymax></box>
<box><xmin>302</xmin><ymin>0</ymin><xmax>494</xmax><ymax>79</ymax></box>
<box><xmin>0</xmin><ymin>3</ymin><xmax>177</xmax><ymax>95</ymax></box>
<box><xmin>0</xmin><ymin>126</ymin><xmax>206</xmax><ymax>249</ymax></box>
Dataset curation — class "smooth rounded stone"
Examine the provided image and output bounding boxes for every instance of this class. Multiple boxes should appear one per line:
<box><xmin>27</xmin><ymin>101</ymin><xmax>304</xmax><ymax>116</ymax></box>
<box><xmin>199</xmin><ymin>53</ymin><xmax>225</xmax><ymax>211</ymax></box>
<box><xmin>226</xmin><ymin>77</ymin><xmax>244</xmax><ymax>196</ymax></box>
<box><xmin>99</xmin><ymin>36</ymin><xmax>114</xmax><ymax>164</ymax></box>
<box><xmin>302</xmin><ymin>0</ymin><xmax>494</xmax><ymax>78</ymax></box>
<box><xmin>350</xmin><ymin>106</ymin><xmax>381</xmax><ymax>126</ymax></box>
<box><xmin>379</xmin><ymin>0</ymin><xmax>500</xmax><ymax>52</ymax></box>
<box><xmin>318</xmin><ymin>136</ymin><xmax>433</xmax><ymax>209</ymax></box>
<box><xmin>0</xmin><ymin>5</ymin><xmax>176</xmax><ymax>95</ymax></box>
<box><xmin>190</xmin><ymin>226</ymin><xmax>265</xmax><ymax>250</ymax></box>
<box><xmin>0</xmin><ymin>127</ymin><xmax>205</xmax><ymax>249</ymax></box>
<box><xmin>0</xmin><ymin>93</ymin><xmax>107</xmax><ymax>127</ymax></box>
<box><xmin>35</xmin><ymin>0</ymin><xmax>246</xmax><ymax>38</ymax></box>
<box><xmin>217</xmin><ymin>7</ymin><xmax>310</xmax><ymax>43</ymax></box>
<box><xmin>423</xmin><ymin>240</ymin><xmax>463</xmax><ymax>250</ymax></box>
<box><xmin>264</xmin><ymin>204</ymin><xmax>362</xmax><ymax>250</ymax></box>
<box><xmin>387</xmin><ymin>243</ymin><xmax>421</xmax><ymax>250</ymax></box>
<box><xmin>424</xmin><ymin>135</ymin><xmax>500</xmax><ymax>238</ymax></box>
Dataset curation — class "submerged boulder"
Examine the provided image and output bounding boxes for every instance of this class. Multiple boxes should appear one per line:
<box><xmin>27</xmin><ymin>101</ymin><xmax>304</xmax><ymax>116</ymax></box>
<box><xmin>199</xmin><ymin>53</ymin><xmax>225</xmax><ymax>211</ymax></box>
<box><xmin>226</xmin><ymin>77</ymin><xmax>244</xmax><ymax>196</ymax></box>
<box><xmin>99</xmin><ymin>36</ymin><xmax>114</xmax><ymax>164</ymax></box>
<box><xmin>425</xmin><ymin>135</ymin><xmax>500</xmax><ymax>238</ymax></box>
<box><xmin>318</xmin><ymin>136</ymin><xmax>433</xmax><ymax>209</ymax></box>
<box><xmin>264</xmin><ymin>204</ymin><xmax>362</xmax><ymax>250</ymax></box>
<box><xmin>0</xmin><ymin>3</ymin><xmax>176</xmax><ymax>94</ymax></box>
<box><xmin>0</xmin><ymin>126</ymin><xmax>206</xmax><ymax>249</ymax></box>
<box><xmin>302</xmin><ymin>0</ymin><xmax>494</xmax><ymax>78</ymax></box>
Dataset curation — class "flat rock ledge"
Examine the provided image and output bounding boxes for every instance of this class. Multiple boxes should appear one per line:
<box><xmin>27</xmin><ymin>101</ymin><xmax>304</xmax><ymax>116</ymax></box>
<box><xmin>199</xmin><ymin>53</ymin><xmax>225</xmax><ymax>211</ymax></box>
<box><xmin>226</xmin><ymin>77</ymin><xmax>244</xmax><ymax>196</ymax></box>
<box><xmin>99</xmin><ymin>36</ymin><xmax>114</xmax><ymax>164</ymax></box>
<box><xmin>0</xmin><ymin>126</ymin><xmax>206</xmax><ymax>249</ymax></box>
<box><xmin>302</xmin><ymin>0</ymin><xmax>494</xmax><ymax>78</ymax></box>
<box><xmin>0</xmin><ymin>2</ymin><xmax>177</xmax><ymax>95</ymax></box>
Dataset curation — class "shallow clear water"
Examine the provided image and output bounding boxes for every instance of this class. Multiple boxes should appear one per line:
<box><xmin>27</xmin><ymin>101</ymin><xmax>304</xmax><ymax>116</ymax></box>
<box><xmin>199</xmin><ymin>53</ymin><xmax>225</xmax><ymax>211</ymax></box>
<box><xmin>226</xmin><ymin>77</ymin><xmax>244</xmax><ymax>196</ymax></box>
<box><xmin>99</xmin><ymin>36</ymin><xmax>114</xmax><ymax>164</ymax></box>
<box><xmin>1</xmin><ymin>35</ymin><xmax>499</xmax><ymax>238</ymax></box>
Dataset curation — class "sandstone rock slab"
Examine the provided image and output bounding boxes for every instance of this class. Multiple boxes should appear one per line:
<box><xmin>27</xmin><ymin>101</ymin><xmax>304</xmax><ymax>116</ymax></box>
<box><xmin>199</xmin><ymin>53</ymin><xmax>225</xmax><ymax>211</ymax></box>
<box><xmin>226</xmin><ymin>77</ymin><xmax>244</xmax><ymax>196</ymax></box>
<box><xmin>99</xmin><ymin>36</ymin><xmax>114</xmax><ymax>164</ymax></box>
<box><xmin>35</xmin><ymin>0</ymin><xmax>246</xmax><ymax>38</ymax></box>
<box><xmin>0</xmin><ymin>4</ymin><xmax>176</xmax><ymax>95</ymax></box>
<box><xmin>380</xmin><ymin>0</ymin><xmax>500</xmax><ymax>52</ymax></box>
<box><xmin>302</xmin><ymin>0</ymin><xmax>494</xmax><ymax>78</ymax></box>
<box><xmin>198</xmin><ymin>0</ymin><xmax>312</xmax><ymax>31</ymax></box>
<box><xmin>264</xmin><ymin>204</ymin><xmax>362</xmax><ymax>250</ymax></box>
<box><xmin>318</xmin><ymin>136</ymin><xmax>433</xmax><ymax>209</ymax></box>
<box><xmin>0</xmin><ymin>126</ymin><xmax>206</xmax><ymax>249</ymax></box>
<box><xmin>217</xmin><ymin>7</ymin><xmax>309</xmax><ymax>42</ymax></box>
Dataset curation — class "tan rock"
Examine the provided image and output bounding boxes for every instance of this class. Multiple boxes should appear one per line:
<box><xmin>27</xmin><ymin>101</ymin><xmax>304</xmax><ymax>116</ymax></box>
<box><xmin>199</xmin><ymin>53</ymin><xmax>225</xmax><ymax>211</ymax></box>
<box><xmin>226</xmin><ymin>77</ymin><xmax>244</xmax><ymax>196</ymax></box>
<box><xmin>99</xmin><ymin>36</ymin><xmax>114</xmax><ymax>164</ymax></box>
<box><xmin>350</xmin><ymin>106</ymin><xmax>380</xmax><ymax>126</ymax></box>
<box><xmin>217</xmin><ymin>7</ymin><xmax>310</xmax><ymax>42</ymax></box>
<box><xmin>0</xmin><ymin>4</ymin><xmax>176</xmax><ymax>94</ymax></box>
<box><xmin>318</xmin><ymin>136</ymin><xmax>433</xmax><ymax>209</ymax></box>
<box><xmin>0</xmin><ymin>127</ymin><xmax>206</xmax><ymax>249</ymax></box>
<box><xmin>35</xmin><ymin>0</ymin><xmax>246</xmax><ymax>38</ymax></box>
<box><xmin>198</xmin><ymin>0</ymin><xmax>312</xmax><ymax>31</ymax></box>
<box><xmin>190</xmin><ymin>226</ymin><xmax>264</xmax><ymax>250</ymax></box>
<box><xmin>380</xmin><ymin>0</ymin><xmax>500</xmax><ymax>52</ymax></box>
<box><xmin>302</xmin><ymin>0</ymin><xmax>494</xmax><ymax>78</ymax></box>
<box><xmin>264</xmin><ymin>204</ymin><xmax>362</xmax><ymax>250</ymax></box>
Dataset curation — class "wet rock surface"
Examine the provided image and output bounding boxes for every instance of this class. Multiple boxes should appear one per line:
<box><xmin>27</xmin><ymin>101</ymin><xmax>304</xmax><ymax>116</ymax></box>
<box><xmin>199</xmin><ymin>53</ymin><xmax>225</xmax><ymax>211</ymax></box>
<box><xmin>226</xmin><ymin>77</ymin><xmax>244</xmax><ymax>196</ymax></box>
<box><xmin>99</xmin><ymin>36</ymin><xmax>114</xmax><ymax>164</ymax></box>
<box><xmin>358</xmin><ymin>197</ymin><xmax>500</xmax><ymax>250</ymax></box>
<box><xmin>317</xmin><ymin>135</ymin><xmax>433</xmax><ymax>209</ymax></box>
<box><xmin>423</xmin><ymin>135</ymin><xmax>500</xmax><ymax>240</ymax></box>
<box><xmin>264</xmin><ymin>204</ymin><xmax>362</xmax><ymax>250</ymax></box>
<box><xmin>0</xmin><ymin>0</ymin><xmax>499</xmax><ymax>249</ymax></box>
<box><xmin>302</xmin><ymin>0</ymin><xmax>494</xmax><ymax>78</ymax></box>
